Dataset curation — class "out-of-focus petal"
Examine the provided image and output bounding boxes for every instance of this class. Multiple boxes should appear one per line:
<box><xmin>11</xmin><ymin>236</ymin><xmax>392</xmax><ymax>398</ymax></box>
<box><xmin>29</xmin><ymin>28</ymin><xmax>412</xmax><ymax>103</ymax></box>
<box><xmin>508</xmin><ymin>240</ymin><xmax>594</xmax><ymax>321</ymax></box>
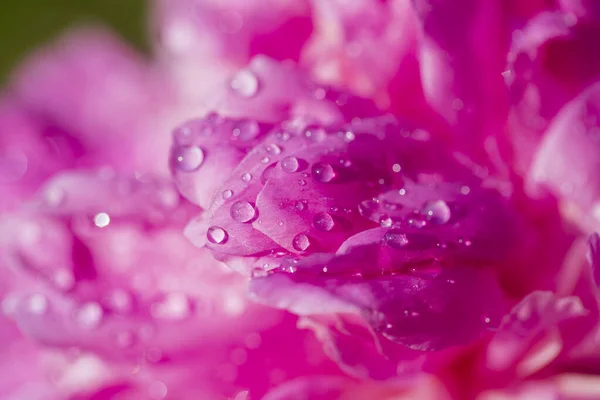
<box><xmin>528</xmin><ymin>81</ymin><xmax>600</xmax><ymax>231</ymax></box>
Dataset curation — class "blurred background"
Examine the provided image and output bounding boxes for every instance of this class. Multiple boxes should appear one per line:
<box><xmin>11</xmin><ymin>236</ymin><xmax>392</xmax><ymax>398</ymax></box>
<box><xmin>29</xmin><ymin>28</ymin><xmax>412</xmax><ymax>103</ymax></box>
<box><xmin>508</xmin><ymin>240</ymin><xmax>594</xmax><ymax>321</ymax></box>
<box><xmin>0</xmin><ymin>0</ymin><xmax>147</xmax><ymax>84</ymax></box>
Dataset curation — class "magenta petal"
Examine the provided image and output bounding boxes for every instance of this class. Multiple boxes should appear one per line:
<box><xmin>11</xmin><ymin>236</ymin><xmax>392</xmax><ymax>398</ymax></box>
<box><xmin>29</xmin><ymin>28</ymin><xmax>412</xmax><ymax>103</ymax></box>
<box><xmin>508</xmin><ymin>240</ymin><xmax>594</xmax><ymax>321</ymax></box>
<box><xmin>170</xmin><ymin>116</ymin><xmax>272</xmax><ymax>208</ymax></box>
<box><xmin>528</xmin><ymin>81</ymin><xmax>600</xmax><ymax>230</ymax></box>
<box><xmin>485</xmin><ymin>291</ymin><xmax>588</xmax><ymax>375</ymax></box>
<box><xmin>10</xmin><ymin>28</ymin><xmax>176</xmax><ymax>176</ymax></box>
<box><xmin>413</xmin><ymin>0</ymin><xmax>509</xmax><ymax>165</ymax></box>
<box><xmin>507</xmin><ymin>11</ymin><xmax>600</xmax><ymax>176</ymax></box>
<box><xmin>153</xmin><ymin>0</ymin><xmax>312</xmax><ymax>76</ymax></box>
<box><xmin>250</xmin><ymin>255</ymin><xmax>506</xmax><ymax>350</ymax></box>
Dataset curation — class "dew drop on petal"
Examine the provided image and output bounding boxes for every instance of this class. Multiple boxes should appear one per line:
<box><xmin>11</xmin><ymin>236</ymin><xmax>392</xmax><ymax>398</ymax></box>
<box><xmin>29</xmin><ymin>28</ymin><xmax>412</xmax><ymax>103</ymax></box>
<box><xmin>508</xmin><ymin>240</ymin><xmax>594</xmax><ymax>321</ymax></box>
<box><xmin>172</xmin><ymin>145</ymin><xmax>204</xmax><ymax>172</ymax></box>
<box><xmin>222</xmin><ymin>189</ymin><xmax>233</xmax><ymax>200</ymax></box>
<box><xmin>292</xmin><ymin>233</ymin><xmax>311</xmax><ymax>252</ymax></box>
<box><xmin>384</xmin><ymin>230</ymin><xmax>409</xmax><ymax>249</ymax></box>
<box><xmin>358</xmin><ymin>200</ymin><xmax>378</xmax><ymax>218</ymax></box>
<box><xmin>241</xmin><ymin>173</ymin><xmax>252</xmax><ymax>183</ymax></box>
<box><xmin>295</xmin><ymin>201</ymin><xmax>305</xmax><ymax>211</ymax></box>
<box><xmin>313</xmin><ymin>212</ymin><xmax>334</xmax><ymax>232</ymax></box>
<box><xmin>392</xmin><ymin>164</ymin><xmax>401</xmax><ymax>173</ymax></box>
<box><xmin>230</xmin><ymin>201</ymin><xmax>256</xmax><ymax>223</ymax></box>
<box><xmin>233</xmin><ymin>120</ymin><xmax>260</xmax><ymax>141</ymax></box>
<box><xmin>207</xmin><ymin>226</ymin><xmax>228</xmax><ymax>244</ymax></box>
<box><xmin>76</xmin><ymin>302</ymin><xmax>103</xmax><ymax>329</ymax></box>
<box><xmin>311</xmin><ymin>163</ymin><xmax>334</xmax><ymax>183</ymax></box>
<box><xmin>261</xmin><ymin>156</ymin><xmax>270</xmax><ymax>164</ymax></box>
<box><xmin>265</xmin><ymin>143</ymin><xmax>282</xmax><ymax>155</ymax></box>
<box><xmin>298</xmin><ymin>179</ymin><xmax>307</xmax><ymax>186</ymax></box>
<box><xmin>281</xmin><ymin>156</ymin><xmax>299</xmax><ymax>173</ymax></box>
<box><xmin>94</xmin><ymin>212</ymin><xmax>110</xmax><ymax>228</ymax></box>
<box><xmin>421</xmin><ymin>200</ymin><xmax>451</xmax><ymax>224</ymax></box>
<box><xmin>231</xmin><ymin>69</ymin><xmax>259</xmax><ymax>97</ymax></box>
<box><xmin>379</xmin><ymin>215</ymin><xmax>392</xmax><ymax>227</ymax></box>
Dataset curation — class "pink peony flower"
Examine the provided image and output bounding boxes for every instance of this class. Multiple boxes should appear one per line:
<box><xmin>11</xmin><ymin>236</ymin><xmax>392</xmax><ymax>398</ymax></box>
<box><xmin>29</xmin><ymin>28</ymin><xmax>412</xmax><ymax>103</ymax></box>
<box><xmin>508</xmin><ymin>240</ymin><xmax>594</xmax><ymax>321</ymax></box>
<box><xmin>2</xmin><ymin>0</ymin><xmax>600</xmax><ymax>399</ymax></box>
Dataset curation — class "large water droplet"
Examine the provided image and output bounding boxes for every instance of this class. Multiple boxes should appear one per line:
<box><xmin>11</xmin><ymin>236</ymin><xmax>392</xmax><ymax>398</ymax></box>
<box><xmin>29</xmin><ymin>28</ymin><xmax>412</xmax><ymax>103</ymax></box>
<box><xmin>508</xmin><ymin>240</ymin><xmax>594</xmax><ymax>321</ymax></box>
<box><xmin>281</xmin><ymin>156</ymin><xmax>299</xmax><ymax>173</ymax></box>
<box><xmin>230</xmin><ymin>201</ymin><xmax>256</xmax><ymax>223</ymax></box>
<box><xmin>231</xmin><ymin>69</ymin><xmax>259</xmax><ymax>97</ymax></box>
<box><xmin>76</xmin><ymin>302</ymin><xmax>103</xmax><ymax>329</ymax></box>
<box><xmin>292</xmin><ymin>233</ymin><xmax>311</xmax><ymax>252</ymax></box>
<box><xmin>313</xmin><ymin>212</ymin><xmax>334</xmax><ymax>232</ymax></box>
<box><xmin>151</xmin><ymin>293</ymin><xmax>192</xmax><ymax>320</ymax></box>
<box><xmin>207</xmin><ymin>226</ymin><xmax>228</xmax><ymax>244</ymax></box>
<box><xmin>421</xmin><ymin>200</ymin><xmax>451</xmax><ymax>224</ymax></box>
<box><xmin>311</xmin><ymin>163</ymin><xmax>335</xmax><ymax>183</ymax></box>
<box><xmin>173</xmin><ymin>145</ymin><xmax>204</xmax><ymax>172</ymax></box>
<box><xmin>384</xmin><ymin>230</ymin><xmax>409</xmax><ymax>249</ymax></box>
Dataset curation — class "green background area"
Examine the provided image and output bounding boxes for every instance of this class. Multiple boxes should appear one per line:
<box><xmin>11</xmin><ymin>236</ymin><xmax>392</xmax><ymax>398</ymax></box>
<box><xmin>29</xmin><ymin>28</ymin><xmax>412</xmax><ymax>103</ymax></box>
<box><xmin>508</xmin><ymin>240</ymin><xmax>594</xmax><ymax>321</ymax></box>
<box><xmin>0</xmin><ymin>0</ymin><xmax>147</xmax><ymax>84</ymax></box>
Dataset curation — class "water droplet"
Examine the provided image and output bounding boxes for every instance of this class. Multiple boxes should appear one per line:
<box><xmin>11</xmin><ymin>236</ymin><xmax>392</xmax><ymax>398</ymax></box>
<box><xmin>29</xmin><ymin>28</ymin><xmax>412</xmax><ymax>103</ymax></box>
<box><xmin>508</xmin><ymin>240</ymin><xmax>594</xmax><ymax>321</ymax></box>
<box><xmin>76</xmin><ymin>302</ymin><xmax>103</xmax><ymax>329</ymax></box>
<box><xmin>460</xmin><ymin>186</ymin><xmax>470</xmax><ymax>195</ymax></box>
<box><xmin>392</xmin><ymin>164</ymin><xmax>401</xmax><ymax>173</ymax></box>
<box><xmin>421</xmin><ymin>200</ymin><xmax>451</xmax><ymax>224</ymax></box>
<box><xmin>241</xmin><ymin>173</ymin><xmax>252</xmax><ymax>183</ymax></box>
<box><xmin>281</xmin><ymin>156</ymin><xmax>299</xmax><ymax>173</ymax></box>
<box><xmin>399</xmin><ymin>188</ymin><xmax>406</xmax><ymax>196</ymax></box>
<box><xmin>379</xmin><ymin>215</ymin><xmax>392</xmax><ymax>227</ymax></box>
<box><xmin>311</xmin><ymin>163</ymin><xmax>334</xmax><ymax>183</ymax></box>
<box><xmin>261</xmin><ymin>156</ymin><xmax>270</xmax><ymax>164</ymax></box>
<box><xmin>27</xmin><ymin>294</ymin><xmax>48</xmax><ymax>314</ymax></box>
<box><xmin>384</xmin><ymin>230</ymin><xmax>409</xmax><ymax>249</ymax></box>
<box><xmin>298</xmin><ymin>179</ymin><xmax>307</xmax><ymax>186</ymax></box>
<box><xmin>295</xmin><ymin>201</ymin><xmax>305</xmax><ymax>211</ymax></box>
<box><xmin>292</xmin><ymin>233</ymin><xmax>311</xmax><ymax>252</ymax></box>
<box><xmin>358</xmin><ymin>199</ymin><xmax>378</xmax><ymax>218</ymax></box>
<box><xmin>313</xmin><ymin>212</ymin><xmax>334</xmax><ymax>232</ymax></box>
<box><xmin>173</xmin><ymin>145</ymin><xmax>204</xmax><ymax>172</ymax></box>
<box><xmin>151</xmin><ymin>293</ymin><xmax>192</xmax><ymax>320</ymax></box>
<box><xmin>149</xmin><ymin>381</ymin><xmax>168</xmax><ymax>400</ymax></box>
<box><xmin>230</xmin><ymin>201</ymin><xmax>256</xmax><ymax>223</ymax></box>
<box><xmin>265</xmin><ymin>143</ymin><xmax>282</xmax><ymax>155</ymax></box>
<box><xmin>0</xmin><ymin>147</ymin><xmax>28</xmax><ymax>183</ymax></box>
<box><xmin>207</xmin><ymin>226</ymin><xmax>228</xmax><ymax>244</ymax></box>
<box><xmin>222</xmin><ymin>189</ymin><xmax>233</xmax><ymax>200</ymax></box>
<box><xmin>231</xmin><ymin>69</ymin><xmax>259</xmax><ymax>97</ymax></box>
<box><xmin>94</xmin><ymin>212</ymin><xmax>110</xmax><ymax>228</ymax></box>
<box><xmin>277</xmin><ymin>221</ymin><xmax>284</xmax><ymax>227</ymax></box>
